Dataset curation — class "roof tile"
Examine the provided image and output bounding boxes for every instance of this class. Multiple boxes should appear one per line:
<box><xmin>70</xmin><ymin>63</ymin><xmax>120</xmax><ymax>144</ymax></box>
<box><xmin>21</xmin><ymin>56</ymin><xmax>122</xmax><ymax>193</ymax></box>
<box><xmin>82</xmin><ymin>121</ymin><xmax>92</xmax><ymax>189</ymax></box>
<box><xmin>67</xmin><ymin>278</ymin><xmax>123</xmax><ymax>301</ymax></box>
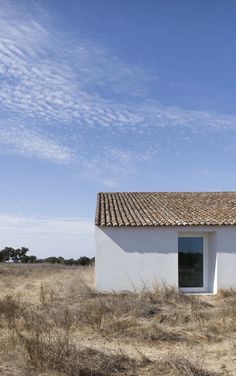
<box><xmin>95</xmin><ymin>192</ymin><xmax>236</xmax><ymax>227</ymax></box>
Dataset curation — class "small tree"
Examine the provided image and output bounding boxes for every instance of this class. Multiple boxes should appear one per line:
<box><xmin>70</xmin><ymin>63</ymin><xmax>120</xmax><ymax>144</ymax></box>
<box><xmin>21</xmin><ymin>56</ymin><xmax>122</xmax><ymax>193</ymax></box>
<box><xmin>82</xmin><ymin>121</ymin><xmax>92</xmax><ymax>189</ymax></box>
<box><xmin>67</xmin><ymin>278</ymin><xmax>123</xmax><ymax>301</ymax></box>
<box><xmin>0</xmin><ymin>247</ymin><xmax>12</xmax><ymax>262</ymax></box>
<box><xmin>58</xmin><ymin>256</ymin><xmax>65</xmax><ymax>264</ymax></box>
<box><xmin>21</xmin><ymin>255</ymin><xmax>37</xmax><ymax>263</ymax></box>
<box><xmin>76</xmin><ymin>256</ymin><xmax>90</xmax><ymax>266</ymax></box>
<box><xmin>44</xmin><ymin>257</ymin><xmax>60</xmax><ymax>264</ymax></box>
<box><xmin>0</xmin><ymin>247</ymin><xmax>30</xmax><ymax>263</ymax></box>
<box><xmin>64</xmin><ymin>258</ymin><xmax>75</xmax><ymax>265</ymax></box>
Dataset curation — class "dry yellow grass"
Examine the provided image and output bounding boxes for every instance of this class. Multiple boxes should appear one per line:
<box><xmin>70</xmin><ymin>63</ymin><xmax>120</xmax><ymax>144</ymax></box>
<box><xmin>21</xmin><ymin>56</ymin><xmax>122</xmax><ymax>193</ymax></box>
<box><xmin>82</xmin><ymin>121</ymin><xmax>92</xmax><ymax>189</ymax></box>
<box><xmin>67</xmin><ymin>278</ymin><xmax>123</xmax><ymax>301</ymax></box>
<box><xmin>0</xmin><ymin>263</ymin><xmax>235</xmax><ymax>375</ymax></box>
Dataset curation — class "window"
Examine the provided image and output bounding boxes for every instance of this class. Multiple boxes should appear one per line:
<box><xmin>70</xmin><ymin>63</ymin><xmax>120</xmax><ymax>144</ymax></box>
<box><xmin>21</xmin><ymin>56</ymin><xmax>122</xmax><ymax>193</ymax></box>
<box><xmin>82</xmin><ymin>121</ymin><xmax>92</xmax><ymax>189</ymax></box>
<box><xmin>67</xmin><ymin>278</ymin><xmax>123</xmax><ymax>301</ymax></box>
<box><xmin>178</xmin><ymin>236</ymin><xmax>204</xmax><ymax>288</ymax></box>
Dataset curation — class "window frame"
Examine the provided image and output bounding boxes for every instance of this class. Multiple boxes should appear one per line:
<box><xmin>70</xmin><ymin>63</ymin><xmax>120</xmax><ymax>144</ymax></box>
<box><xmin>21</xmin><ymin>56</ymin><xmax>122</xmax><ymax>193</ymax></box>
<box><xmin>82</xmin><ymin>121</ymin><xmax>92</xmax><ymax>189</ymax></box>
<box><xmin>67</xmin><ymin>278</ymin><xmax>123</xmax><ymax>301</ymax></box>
<box><xmin>178</xmin><ymin>233</ymin><xmax>208</xmax><ymax>293</ymax></box>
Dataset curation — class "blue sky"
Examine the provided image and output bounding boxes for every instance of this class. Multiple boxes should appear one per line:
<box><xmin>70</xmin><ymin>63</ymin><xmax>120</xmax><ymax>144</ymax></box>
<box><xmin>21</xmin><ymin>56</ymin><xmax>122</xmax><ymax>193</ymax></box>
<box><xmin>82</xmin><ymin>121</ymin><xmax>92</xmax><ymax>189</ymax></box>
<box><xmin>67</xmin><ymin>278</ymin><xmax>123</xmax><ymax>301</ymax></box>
<box><xmin>0</xmin><ymin>0</ymin><xmax>235</xmax><ymax>258</ymax></box>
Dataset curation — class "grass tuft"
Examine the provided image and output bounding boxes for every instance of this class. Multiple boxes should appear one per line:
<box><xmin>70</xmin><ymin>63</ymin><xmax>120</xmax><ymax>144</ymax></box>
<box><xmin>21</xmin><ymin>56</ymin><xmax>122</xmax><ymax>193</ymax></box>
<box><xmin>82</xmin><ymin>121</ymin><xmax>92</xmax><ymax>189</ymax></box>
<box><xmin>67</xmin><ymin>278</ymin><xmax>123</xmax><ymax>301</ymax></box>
<box><xmin>0</xmin><ymin>264</ymin><xmax>235</xmax><ymax>375</ymax></box>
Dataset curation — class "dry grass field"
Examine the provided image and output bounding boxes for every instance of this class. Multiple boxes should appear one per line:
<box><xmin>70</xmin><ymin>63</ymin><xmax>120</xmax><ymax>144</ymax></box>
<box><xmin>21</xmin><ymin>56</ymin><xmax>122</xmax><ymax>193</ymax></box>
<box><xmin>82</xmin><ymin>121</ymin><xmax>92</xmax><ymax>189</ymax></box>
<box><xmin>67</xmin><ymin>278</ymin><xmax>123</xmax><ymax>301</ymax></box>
<box><xmin>0</xmin><ymin>264</ymin><xmax>236</xmax><ymax>375</ymax></box>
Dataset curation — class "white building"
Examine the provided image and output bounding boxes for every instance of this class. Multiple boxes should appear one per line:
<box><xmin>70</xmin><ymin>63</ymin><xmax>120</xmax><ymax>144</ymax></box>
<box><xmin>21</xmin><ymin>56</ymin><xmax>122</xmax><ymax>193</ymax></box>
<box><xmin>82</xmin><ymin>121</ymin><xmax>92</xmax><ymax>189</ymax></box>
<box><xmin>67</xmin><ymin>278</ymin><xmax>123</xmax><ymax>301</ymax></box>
<box><xmin>95</xmin><ymin>192</ymin><xmax>236</xmax><ymax>293</ymax></box>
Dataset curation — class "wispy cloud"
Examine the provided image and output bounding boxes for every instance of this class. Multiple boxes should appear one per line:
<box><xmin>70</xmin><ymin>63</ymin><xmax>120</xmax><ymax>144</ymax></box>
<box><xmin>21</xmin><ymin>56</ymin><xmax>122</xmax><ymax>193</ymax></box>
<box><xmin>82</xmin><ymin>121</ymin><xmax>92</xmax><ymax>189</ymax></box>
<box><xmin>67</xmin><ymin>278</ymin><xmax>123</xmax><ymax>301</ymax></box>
<box><xmin>78</xmin><ymin>145</ymin><xmax>160</xmax><ymax>187</ymax></box>
<box><xmin>0</xmin><ymin>120</ymin><xmax>72</xmax><ymax>163</ymax></box>
<box><xmin>0</xmin><ymin>1</ymin><xmax>235</xmax><ymax>182</ymax></box>
<box><xmin>0</xmin><ymin>2</ymin><xmax>147</xmax><ymax>126</ymax></box>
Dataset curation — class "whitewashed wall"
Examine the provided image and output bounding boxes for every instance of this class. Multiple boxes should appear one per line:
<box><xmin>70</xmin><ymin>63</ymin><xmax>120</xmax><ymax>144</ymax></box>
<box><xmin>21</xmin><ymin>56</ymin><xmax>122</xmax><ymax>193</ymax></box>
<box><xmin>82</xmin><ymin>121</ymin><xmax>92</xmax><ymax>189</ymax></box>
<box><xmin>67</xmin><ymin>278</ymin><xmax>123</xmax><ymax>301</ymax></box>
<box><xmin>95</xmin><ymin>225</ymin><xmax>236</xmax><ymax>292</ymax></box>
<box><xmin>95</xmin><ymin>226</ymin><xmax>178</xmax><ymax>291</ymax></box>
<box><xmin>217</xmin><ymin>226</ymin><xmax>236</xmax><ymax>289</ymax></box>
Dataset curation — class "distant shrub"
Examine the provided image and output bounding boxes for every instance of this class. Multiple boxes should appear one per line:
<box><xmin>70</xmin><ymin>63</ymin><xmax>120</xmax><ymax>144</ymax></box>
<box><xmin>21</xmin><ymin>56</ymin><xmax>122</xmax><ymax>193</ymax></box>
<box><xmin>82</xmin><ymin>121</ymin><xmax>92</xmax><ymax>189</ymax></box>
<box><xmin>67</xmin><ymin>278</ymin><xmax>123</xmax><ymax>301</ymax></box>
<box><xmin>76</xmin><ymin>256</ymin><xmax>91</xmax><ymax>266</ymax></box>
<box><xmin>0</xmin><ymin>246</ymin><xmax>95</xmax><ymax>266</ymax></box>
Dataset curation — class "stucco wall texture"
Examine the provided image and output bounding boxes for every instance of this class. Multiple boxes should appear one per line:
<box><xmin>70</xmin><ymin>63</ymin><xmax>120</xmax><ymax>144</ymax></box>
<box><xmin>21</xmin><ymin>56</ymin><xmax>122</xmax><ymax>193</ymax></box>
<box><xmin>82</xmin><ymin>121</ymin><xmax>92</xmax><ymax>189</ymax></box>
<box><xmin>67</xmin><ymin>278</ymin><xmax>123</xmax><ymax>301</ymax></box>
<box><xmin>95</xmin><ymin>225</ymin><xmax>236</xmax><ymax>293</ymax></box>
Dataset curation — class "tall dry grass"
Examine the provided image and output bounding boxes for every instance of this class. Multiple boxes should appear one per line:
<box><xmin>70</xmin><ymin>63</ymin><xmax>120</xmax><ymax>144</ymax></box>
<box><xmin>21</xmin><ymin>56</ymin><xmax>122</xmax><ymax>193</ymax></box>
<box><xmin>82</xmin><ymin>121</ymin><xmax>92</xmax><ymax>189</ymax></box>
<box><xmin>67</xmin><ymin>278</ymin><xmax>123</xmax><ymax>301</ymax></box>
<box><xmin>0</xmin><ymin>263</ymin><xmax>235</xmax><ymax>375</ymax></box>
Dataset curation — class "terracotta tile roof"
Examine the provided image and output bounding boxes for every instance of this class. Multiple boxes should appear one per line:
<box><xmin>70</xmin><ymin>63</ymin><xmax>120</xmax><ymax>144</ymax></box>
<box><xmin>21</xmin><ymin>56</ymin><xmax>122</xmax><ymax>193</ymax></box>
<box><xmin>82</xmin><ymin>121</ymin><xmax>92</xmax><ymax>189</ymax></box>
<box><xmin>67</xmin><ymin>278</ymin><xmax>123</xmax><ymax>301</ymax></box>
<box><xmin>95</xmin><ymin>192</ymin><xmax>236</xmax><ymax>227</ymax></box>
